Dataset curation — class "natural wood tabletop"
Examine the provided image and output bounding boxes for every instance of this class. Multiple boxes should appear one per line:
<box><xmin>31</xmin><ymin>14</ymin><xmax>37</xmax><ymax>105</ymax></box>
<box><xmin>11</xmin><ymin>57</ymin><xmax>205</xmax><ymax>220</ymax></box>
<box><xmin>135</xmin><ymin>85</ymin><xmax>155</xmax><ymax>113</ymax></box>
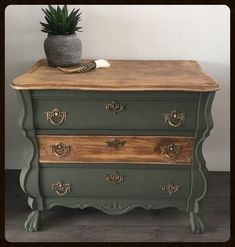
<box><xmin>11</xmin><ymin>59</ymin><xmax>220</xmax><ymax>91</ymax></box>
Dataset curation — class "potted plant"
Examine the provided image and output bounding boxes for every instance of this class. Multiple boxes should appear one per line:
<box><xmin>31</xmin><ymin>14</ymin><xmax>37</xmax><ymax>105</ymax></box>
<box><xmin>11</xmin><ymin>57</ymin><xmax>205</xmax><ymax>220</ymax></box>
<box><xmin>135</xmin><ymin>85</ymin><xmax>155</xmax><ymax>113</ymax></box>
<box><xmin>40</xmin><ymin>5</ymin><xmax>82</xmax><ymax>67</ymax></box>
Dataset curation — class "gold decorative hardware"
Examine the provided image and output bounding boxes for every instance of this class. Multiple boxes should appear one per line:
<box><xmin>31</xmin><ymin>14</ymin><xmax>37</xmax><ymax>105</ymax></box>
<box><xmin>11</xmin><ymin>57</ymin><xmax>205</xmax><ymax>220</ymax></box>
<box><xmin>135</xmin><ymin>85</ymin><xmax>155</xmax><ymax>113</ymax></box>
<box><xmin>160</xmin><ymin>182</ymin><xmax>181</xmax><ymax>195</ymax></box>
<box><xmin>161</xmin><ymin>143</ymin><xmax>181</xmax><ymax>159</ymax></box>
<box><xmin>106</xmin><ymin>138</ymin><xmax>126</xmax><ymax>150</ymax></box>
<box><xmin>163</xmin><ymin>110</ymin><xmax>185</xmax><ymax>127</ymax></box>
<box><xmin>104</xmin><ymin>100</ymin><xmax>126</xmax><ymax>114</ymax></box>
<box><xmin>45</xmin><ymin>107</ymin><xmax>67</xmax><ymax>125</ymax></box>
<box><xmin>50</xmin><ymin>142</ymin><xmax>70</xmax><ymax>157</ymax></box>
<box><xmin>105</xmin><ymin>171</ymin><xmax>125</xmax><ymax>185</ymax></box>
<box><xmin>52</xmin><ymin>181</ymin><xmax>72</xmax><ymax>196</ymax></box>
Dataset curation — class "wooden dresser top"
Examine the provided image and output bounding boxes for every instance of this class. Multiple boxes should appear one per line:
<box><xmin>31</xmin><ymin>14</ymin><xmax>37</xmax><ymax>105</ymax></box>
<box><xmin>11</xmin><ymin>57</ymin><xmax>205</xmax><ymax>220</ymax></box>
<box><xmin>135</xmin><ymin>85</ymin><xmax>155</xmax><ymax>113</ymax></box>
<box><xmin>11</xmin><ymin>59</ymin><xmax>219</xmax><ymax>91</ymax></box>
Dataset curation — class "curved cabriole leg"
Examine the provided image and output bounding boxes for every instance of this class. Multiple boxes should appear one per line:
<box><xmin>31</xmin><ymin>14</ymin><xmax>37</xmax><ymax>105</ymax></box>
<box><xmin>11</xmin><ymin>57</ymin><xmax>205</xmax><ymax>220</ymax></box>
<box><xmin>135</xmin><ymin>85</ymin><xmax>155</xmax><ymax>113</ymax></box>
<box><xmin>189</xmin><ymin>212</ymin><xmax>205</xmax><ymax>234</ymax></box>
<box><xmin>25</xmin><ymin>210</ymin><xmax>41</xmax><ymax>232</ymax></box>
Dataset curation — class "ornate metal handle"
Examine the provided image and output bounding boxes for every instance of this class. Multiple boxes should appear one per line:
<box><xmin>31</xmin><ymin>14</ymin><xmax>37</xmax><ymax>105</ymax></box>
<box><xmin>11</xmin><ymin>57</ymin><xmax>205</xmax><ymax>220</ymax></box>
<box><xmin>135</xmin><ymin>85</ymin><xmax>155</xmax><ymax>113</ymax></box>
<box><xmin>106</xmin><ymin>138</ymin><xmax>126</xmax><ymax>150</ymax></box>
<box><xmin>50</xmin><ymin>142</ymin><xmax>70</xmax><ymax>157</ymax></box>
<box><xmin>52</xmin><ymin>181</ymin><xmax>72</xmax><ymax>196</ymax></box>
<box><xmin>163</xmin><ymin>110</ymin><xmax>185</xmax><ymax>127</ymax></box>
<box><xmin>161</xmin><ymin>143</ymin><xmax>181</xmax><ymax>159</ymax></box>
<box><xmin>104</xmin><ymin>100</ymin><xmax>126</xmax><ymax>114</ymax></box>
<box><xmin>105</xmin><ymin>171</ymin><xmax>125</xmax><ymax>185</ymax></box>
<box><xmin>160</xmin><ymin>182</ymin><xmax>181</xmax><ymax>195</ymax></box>
<box><xmin>45</xmin><ymin>107</ymin><xmax>67</xmax><ymax>125</ymax></box>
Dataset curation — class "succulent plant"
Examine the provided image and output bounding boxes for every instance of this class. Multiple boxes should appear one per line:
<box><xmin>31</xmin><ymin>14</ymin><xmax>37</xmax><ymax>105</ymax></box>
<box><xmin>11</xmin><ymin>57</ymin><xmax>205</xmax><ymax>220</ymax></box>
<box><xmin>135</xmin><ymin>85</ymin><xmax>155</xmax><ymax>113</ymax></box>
<box><xmin>40</xmin><ymin>5</ymin><xmax>82</xmax><ymax>35</ymax></box>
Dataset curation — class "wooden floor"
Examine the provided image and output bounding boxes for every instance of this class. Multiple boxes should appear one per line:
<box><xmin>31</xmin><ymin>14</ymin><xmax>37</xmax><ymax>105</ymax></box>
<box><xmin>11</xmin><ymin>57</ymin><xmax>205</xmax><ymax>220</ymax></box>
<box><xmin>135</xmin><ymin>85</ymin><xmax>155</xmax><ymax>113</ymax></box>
<box><xmin>5</xmin><ymin>170</ymin><xmax>230</xmax><ymax>242</ymax></box>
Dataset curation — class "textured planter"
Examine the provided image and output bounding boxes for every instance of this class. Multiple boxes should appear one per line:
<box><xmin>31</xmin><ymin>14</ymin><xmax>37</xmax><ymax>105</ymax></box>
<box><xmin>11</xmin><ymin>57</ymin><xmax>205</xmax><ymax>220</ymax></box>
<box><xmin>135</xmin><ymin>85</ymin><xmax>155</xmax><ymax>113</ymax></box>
<box><xmin>44</xmin><ymin>34</ymin><xmax>82</xmax><ymax>67</ymax></box>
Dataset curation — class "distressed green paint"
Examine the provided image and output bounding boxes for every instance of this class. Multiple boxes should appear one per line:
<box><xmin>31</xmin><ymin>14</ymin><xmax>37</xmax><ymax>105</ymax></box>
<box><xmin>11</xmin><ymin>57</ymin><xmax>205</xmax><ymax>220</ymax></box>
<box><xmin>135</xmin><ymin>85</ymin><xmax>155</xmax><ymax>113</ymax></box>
<box><xmin>33</xmin><ymin>96</ymin><xmax>198</xmax><ymax>131</ymax></box>
<box><xmin>40</xmin><ymin>167</ymin><xmax>191</xmax><ymax>198</ymax></box>
<box><xmin>187</xmin><ymin>92</ymin><xmax>215</xmax><ymax>233</ymax></box>
<box><xmin>36</xmin><ymin>129</ymin><xmax>196</xmax><ymax>136</ymax></box>
<box><xmin>24</xmin><ymin>210</ymin><xmax>41</xmax><ymax>232</ymax></box>
<box><xmin>40</xmin><ymin>163</ymin><xmax>191</xmax><ymax>170</ymax></box>
<box><xmin>31</xmin><ymin>90</ymin><xmax>200</xmax><ymax>100</ymax></box>
<box><xmin>44</xmin><ymin>198</ymin><xmax>187</xmax><ymax>215</ymax></box>
<box><xmin>16</xmin><ymin>90</ymin><xmax>215</xmax><ymax>233</ymax></box>
<box><xmin>17</xmin><ymin>91</ymin><xmax>43</xmax><ymax>211</ymax></box>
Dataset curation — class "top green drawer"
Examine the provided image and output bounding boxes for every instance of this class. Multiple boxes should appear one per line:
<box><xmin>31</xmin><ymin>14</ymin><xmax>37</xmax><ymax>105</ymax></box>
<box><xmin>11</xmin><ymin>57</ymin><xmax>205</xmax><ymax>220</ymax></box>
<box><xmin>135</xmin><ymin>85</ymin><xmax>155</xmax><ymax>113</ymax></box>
<box><xmin>31</xmin><ymin>90</ymin><xmax>199</xmax><ymax>132</ymax></box>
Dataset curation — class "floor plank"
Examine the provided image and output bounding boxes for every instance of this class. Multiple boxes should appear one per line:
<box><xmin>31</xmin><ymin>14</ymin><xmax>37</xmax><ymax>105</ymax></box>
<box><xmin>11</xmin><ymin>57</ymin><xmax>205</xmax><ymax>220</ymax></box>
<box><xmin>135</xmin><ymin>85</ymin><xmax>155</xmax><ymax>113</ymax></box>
<box><xmin>5</xmin><ymin>225</ymin><xmax>230</xmax><ymax>242</ymax></box>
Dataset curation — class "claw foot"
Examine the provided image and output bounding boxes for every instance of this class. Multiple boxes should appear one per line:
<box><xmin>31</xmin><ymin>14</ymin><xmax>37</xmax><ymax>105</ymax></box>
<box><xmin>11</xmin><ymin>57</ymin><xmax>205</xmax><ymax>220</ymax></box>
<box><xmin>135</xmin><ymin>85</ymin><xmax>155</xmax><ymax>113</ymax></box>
<box><xmin>24</xmin><ymin>210</ymin><xmax>40</xmax><ymax>232</ymax></box>
<box><xmin>189</xmin><ymin>212</ymin><xmax>205</xmax><ymax>234</ymax></box>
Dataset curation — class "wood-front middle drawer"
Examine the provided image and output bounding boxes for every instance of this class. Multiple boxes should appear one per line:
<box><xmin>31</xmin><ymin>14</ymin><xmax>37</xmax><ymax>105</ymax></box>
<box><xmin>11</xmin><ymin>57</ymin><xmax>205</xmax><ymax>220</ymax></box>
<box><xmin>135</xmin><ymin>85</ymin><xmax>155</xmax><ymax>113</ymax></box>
<box><xmin>33</xmin><ymin>98</ymin><xmax>198</xmax><ymax>131</ymax></box>
<box><xmin>37</xmin><ymin>135</ymin><xmax>193</xmax><ymax>164</ymax></box>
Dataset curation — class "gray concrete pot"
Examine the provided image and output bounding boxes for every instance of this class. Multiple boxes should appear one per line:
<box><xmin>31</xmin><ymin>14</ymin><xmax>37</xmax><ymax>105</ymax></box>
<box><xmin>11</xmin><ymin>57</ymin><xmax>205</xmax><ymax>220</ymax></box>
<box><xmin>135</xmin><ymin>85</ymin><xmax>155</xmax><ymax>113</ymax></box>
<box><xmin>44</xmin><ymin>34</ymin><xmax>82</xmax><ymax>67</ymax></box>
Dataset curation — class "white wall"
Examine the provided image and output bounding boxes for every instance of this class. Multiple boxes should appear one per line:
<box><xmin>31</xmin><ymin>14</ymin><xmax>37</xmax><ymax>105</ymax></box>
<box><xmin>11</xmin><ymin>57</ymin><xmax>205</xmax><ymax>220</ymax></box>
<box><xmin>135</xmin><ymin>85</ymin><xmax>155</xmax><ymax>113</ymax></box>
<box><xmin>5</xmin><ymin>5</ymin><xmax>230</xmax><ymax>171</ymax></box>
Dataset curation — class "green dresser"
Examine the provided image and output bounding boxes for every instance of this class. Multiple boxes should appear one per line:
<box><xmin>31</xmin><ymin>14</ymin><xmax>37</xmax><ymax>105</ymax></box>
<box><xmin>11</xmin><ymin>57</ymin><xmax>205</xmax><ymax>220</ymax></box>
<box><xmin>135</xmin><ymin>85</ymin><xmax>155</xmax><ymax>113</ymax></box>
<box><xmin>11</xmin><ymin>59</ymin><xmax>219</xmax><ymax>233</ymax></box>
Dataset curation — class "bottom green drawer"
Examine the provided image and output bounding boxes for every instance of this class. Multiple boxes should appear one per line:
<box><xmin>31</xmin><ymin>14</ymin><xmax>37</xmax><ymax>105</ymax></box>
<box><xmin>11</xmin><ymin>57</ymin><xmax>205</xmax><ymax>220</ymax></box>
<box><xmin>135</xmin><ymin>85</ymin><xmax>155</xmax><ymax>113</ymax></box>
<box><xmin>40</xmin><ymin>167</ymin><xmax>191</xmax><ymax>199</ymax></box>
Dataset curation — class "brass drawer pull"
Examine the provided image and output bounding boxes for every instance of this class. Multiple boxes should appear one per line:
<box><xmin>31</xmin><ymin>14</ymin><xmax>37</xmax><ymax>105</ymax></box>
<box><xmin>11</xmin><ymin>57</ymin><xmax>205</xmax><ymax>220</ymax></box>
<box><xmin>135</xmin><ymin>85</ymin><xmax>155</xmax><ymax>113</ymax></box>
<box><xmin>106</xmin><ymin>138</ymin><xmax>126</xmax><ymax>150</ymax></box>
<box><xmin>160</xmin><ymin>182</ymin><xmax>181</xmax><ymax>195</ymax></box>
<box><xmin>104</xmin><ymin>100</ymin><xmax>126</xmax><ymax>114</ymax></box>
<box><xmin>161</xmin><ymin>143</ymin><xmax>181</xmax><ymax>159</ymax></box>
<box><xmin>45</xmin><ymin>107</ymin><xmax>67</xmax><ymax>125</ymax></box>
<box><xmin>105</xmin><ymin>171</ymin><xmax>125</xmax><ymax>184</ymax></box>
<box><xmin>51</xmin><ymin>142</ymin><xmax>70</xmax><ymax>157</ymax></box>
<box><xmin>52</xmin><ymin>181</ymin><xmax>72</xmax><ymax>196</ymax></box>
<box><xmin>163</xmin><ymin>110</ymin><xmax>185</xmax><ymax>127</ymax></box>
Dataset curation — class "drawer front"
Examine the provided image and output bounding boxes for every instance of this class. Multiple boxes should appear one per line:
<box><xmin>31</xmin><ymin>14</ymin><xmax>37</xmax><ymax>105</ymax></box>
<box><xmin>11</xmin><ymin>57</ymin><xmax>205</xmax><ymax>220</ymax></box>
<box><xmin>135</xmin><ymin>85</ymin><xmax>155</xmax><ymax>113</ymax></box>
<box><xmin>37</xmin><ymin>135</ymin><xmax>193</xmax><ymax>164</ymax></box>
<box><xmin>40</xmin><ymin>167</ymin><xmax>191</xmax><ymax>198</ymax></box>
<box><xmin>33</xmin><ymin>98</ymin><xmax>198</xmax><ymax>131</ymax></box>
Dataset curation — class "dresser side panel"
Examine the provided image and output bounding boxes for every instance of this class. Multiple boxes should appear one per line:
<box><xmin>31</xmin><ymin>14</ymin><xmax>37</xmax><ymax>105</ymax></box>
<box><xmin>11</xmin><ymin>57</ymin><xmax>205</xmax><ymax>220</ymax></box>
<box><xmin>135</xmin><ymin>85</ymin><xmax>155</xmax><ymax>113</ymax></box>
<box><xmin>17</xmin><ymin>90</ymin><xmax>43</xmax><ymax>210</ymax></box>
<box><xmin>187</xmin><ymin>92</ymin><xmax>215</xmax><ymax>213</ymax></box>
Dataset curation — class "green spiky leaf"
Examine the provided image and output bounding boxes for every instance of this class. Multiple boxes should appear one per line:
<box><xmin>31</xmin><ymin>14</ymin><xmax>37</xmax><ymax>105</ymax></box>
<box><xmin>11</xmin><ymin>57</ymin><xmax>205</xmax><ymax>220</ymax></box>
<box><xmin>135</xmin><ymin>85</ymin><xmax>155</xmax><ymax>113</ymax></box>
<box><xmin>40</xmin><ymin>5</ymin><xmax>82</xmax><ymax>35</ymax></box>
